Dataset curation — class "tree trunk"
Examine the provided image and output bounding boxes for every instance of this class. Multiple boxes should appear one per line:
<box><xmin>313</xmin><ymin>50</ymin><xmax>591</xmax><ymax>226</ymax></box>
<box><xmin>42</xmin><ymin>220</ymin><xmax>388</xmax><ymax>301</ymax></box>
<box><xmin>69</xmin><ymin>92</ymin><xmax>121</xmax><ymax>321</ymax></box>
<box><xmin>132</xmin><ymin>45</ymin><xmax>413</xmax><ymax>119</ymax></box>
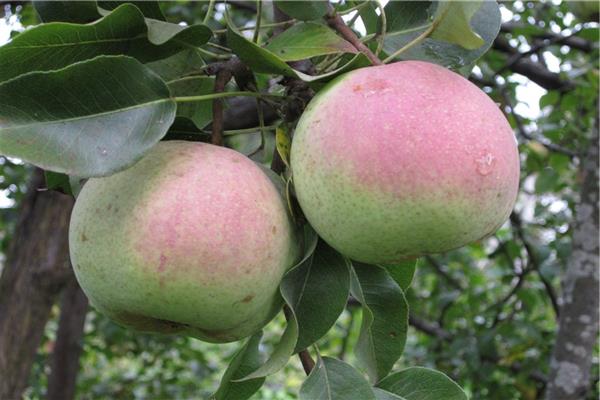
<box><xmin>47</xmin><ymin>277</ymin><xmax>88</xmax><ymax>400</ymax></box>
<box><xmin>0</xmin><ymin>169</ymin><xmax>74</xmax><ymax>399</ymax></box>
<box><xmin>546</xmin><ymin>129</ymin><xmax>599</xmax><ymax>399</ymax></box>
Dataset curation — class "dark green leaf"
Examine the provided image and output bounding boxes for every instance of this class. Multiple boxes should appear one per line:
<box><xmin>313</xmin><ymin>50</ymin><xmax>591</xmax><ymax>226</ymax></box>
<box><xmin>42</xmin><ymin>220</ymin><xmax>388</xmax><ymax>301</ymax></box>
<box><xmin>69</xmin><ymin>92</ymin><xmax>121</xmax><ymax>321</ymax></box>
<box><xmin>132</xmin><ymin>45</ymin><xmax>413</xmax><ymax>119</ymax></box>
<box><xmin>227</xmin><ymin>25</ymin><xmax>297</xmax><ymax>76</ymax></box>
<box><xmin>376</xmin><ymin>367</ymin><xmax>468</xmax><ymax>400</ymax></box>
<box><xmin>359</xmin><ymin>2</ymin><xmax>380</xmax><ymax>35</ymax></box>
<box><xmin>384</xmin><ymin>1</ymin><xmax>432</xmax><ymax>32</ymax></box>
<box><xmin>381</xmin><ymin>259</ymin><xmax>419</xmax><ymax>292</ymax></box>
<box><xmin>0</xmin><ymin>56</ymin><xmax>176</xmax><ymax>177</ymax></box>
<box><xmin>33</xmin><ymin>1</ymin><xmax>100</xmax><ymax>23</ymax></box>
<box><xmin>299</xmin><ymin>356</ymin><xmax>376</xmax><ymax>400</ymax></box>
<box><xmin>145</xmin><ymin>49</ymin><xmax>206</xmax><ymax>81</ymax></box>
<box><xmin>535</xmin><ymin>168</ymin><xmax>560</xmax><ymax>193</ymax></box>
<box><xmin>0</xmin><ymin>4</ymin><xmax>212</xmax><ymax>83</ymax></box>
<box><xmin>373</xmin><ymin>388</ymin><xmax>407</xmax><ymax>400</ymax></box>
<box><xmin>274</xmin><ymin>1</ymin><xmax>329</xmax><ymax>21</ymax></box>
<box><xmin>214</xmin><ymin>332</ymin><xmax>266</xmax><ymax>400</ymax></box>
<box><xmin>350</xmin><ymin>262</ymin><xmax>409</xmax><ymax>382</ymax></box>
<box><xmin>44</xmin><ymin>171</ymin><xmax>73</xmax><ymax>195</ymax></box>
<box><xmin>69</xmin><ymin>176</ymin><xmax>86</xmax><ymax>198</ymax></box>
<box><xmin>265</xmin><ymin>22</ymin><xmax>356</xmax><ymax>61</ymax></box>
<box><xmin>168</xmin><ymin>76</ymin><xmax>215</xmax><ymax>129</ymax></box>
<box><xmin>281</xmin><ymin>240</ymin><xmax>350</xmax><ymax>352</ymax></box>
<box><xmin>99</xmin><ymin>1</ymin><xmax>166</xmax><ymax>20</ymax></box>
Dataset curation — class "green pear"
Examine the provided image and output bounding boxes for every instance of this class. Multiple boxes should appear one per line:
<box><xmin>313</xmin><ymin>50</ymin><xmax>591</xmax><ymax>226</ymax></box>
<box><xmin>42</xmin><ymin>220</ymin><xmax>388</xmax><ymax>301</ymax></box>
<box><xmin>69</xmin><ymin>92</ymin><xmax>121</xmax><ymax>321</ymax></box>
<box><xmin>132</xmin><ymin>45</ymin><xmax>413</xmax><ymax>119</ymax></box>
<box><xmin>70</xmin><ymin>141</ymin><xmax>299</xmax><ymax>343</ymax></box>
<box><xmin>291</xmin><ymin>61</ymin><xmax>520</xmax><ymax>264</ymax></box>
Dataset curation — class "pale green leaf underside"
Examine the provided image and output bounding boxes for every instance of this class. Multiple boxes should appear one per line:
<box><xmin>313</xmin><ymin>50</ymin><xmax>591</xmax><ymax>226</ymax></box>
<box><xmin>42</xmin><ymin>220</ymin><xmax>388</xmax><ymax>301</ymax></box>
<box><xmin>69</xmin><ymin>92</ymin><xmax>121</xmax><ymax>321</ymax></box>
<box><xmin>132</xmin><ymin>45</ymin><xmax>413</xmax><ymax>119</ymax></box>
<box><xmin>377</xmin><ymin>367</ymin><xmax>468</xmax><ymax>400</ymax></box>
<box><xmin>431</xmin><ymin>1</ymin><xmax>485</xmax><ymax>50</ymax></box>
<box><xmin>299</xmin><ymin>357</ymin><xmax>376</xmax><ymax>400</ymax></box>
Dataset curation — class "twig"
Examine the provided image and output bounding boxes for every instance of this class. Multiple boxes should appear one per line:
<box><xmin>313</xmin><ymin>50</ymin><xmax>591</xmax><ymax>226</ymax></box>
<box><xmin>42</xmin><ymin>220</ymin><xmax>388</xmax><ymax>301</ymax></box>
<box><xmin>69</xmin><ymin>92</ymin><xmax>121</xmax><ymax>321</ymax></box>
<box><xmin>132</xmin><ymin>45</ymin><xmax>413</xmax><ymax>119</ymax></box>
<box><xmin>496</xmin><ymin>27</ymin><xmax>584</xmax><ymax>75</ymax></box>
<box><xmin>425</xmin><ymin>256</ymin><xmax>465</xmax><ymax>291</ymax></box>
<box><xmin>409</xmin><ymin>315</ymin><xmax>452</xmax><ymax>341</ymax></box>
<box><xmin>511</xmin><ymin>213</ymin><xmax>561</xmax><ymax>318</ymax></box>
<box><xmin>492</xmin><ymin>36</ymin><xmax>574</xmax><ymax>91</ymax></box>
<box><xmin>383</xmin><ymin>23</ymin><xmax>436</xmax><ymax>63</ymax></box>
<box><xmin>326</xmin><ymin>8</ymin><xmax>383</xmax><ymax>66</ymax></box>
<box><xmin>211</xmin><ymin>68</ymin><xmax>233</xmax><ymax>146</ymax></box>
<box><xmin>247</xmin><ymin>98</ymin><xmax>267</xmax><ymax>157</ymax></box>
<box><xmin>252</xmin><ymin>0</ymin><xmax>262</xmax><ymax>43</ymax></box>
<box><xmin>213</xmin><ymin>20</ymin><xmax>295</xmax><ymax>35</ymax></box>
<box><xmin>203</xmin><ymin>0</ymin><xmax>215</xmax><ymax>24</ymax></box>
<box><xmin>206</xmin><ymin>42</ymin><xmax>232</xmax><ymax>52</ymax></box>
<box><xmin>196</xmin><ymin>47</ymin><xmax>232</xmax><ymax>60</ymax></box>
<box><xmin>374</xmin><ymin>0</ymin><xmax>386</xmax><ymax>57</ymax></box>
<box><xmin>500</xmin><ymin>89</ymin><xmax>578</xmax><ymax>158</ymax></box>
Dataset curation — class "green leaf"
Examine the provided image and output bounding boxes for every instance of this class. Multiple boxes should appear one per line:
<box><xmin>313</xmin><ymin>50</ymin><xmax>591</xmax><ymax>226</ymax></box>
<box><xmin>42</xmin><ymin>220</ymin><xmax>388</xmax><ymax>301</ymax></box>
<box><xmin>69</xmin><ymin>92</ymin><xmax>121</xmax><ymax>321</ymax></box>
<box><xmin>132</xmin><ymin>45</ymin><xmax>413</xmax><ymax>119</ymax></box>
<box><xmin>535</xmin><ymin>168</ymin><xmax>560</xmax><ymax>193</ymax></box>
<box><xmin>237</xmin><ymin>310</ymin><xmax>298</xmax><ymax>381</ymax></box>
<box><xmin>44</xmin><ymin>171</ymin><xmax>73</xmax><ymax>195</ymax></box>
<box><xmin>381</xmin><ymin>259</ymin><xmax>419</xmax><ymax>292</ymax></box>
<box><xmin>33</xmin><ymin>1</ymin><xmax>100</xmax><ymax>23</ymax></box>
<box><xmin>99</xmin><ymin>1</ymin><xmax>166</xmax><ymax>20</ymax></box>
<box><xmin>227</xmin><ymin>25</ymin><xmax>371</xmax><ymax>83</ymax></box>
<box><xmin>275</xmin><ymin>125</ymin><xmax>292</xmax><ymax>168</ymax></box>
<box><xmin>274</xmin><ymin>1</ymin><xmax>329</xmax><ymax>21</ymax></box>
<box><xmin>383</xmin><ymin>1</ymin><xmax>500</xmax><ymax>69</ymax></box>
<box><xmin>350</xmin><ymin>262</ymin><xmax>409</xmax><ymax>382</ymax></box>
<box><xmin>145</xmin><ymin>49</ymin><xmax>206</xmax><ymax>81</ymax></box>
<box><xmin>384</xmin><ymin>1</ymin><xmax>432</xmax><ymax>32</ymax></box>
<box><xmin>0</xmin><ymin>56</ymin><xmax>176</xmax><ymax>177</ymax></box>
<box><xmin>168</xmin><ymin>76</ymin><xmax>215</xmax><ymax>130</ymax></box>
<box><xmin>265</xmin><ymin>22</ymin><xmax>356</xmax><ymax>62</ymax></box>
<box><xmin>359</xmin><ymin>2</ymin><xmax>380</xmax><ymax>35</ymax></box>
<box><xmin>281</xmin><ymin>240</ymin><xmax>350</xmax><ymax>352</ymax></box>
<box><xmin>373</xmin><ymin>388</ymin><xmax>407</xmax><ymax>400</ymax></box>
<box><xmin>299</xmin><ymin>356</ymin><xmax>376</xmax><ymax>400</ymax></box>
<box><xmin>376</xmin><ymin>367</ymin><xmax>468</xmax><ymax>400</ymax></box>
<box><xmin>227</xmin><ymin>26</ymin><xmax>297</xmax><ymax>76</ymax></box>
<box><xmin>236</xmin><ymin>226</ymin><xmax>318</xmax><ymax>380</ymax></box>
<box><xmin>214</xmin><ymin>332</ymin><xmax>266</xmax><ymax>400</ymax></box>
<box><xmin>69</xmin><ymin>176</ymin><xmax>86</xmax><ymax>198</ymax></box>
<box><xmin>430</xmin><ymin>1</ymin><xmax>485</xmax><ymax>50</ymax></box>
<box><xmin>0</xmin><ymin>4</ymin><xmax>212</xmax><ymax>83</ymax></box>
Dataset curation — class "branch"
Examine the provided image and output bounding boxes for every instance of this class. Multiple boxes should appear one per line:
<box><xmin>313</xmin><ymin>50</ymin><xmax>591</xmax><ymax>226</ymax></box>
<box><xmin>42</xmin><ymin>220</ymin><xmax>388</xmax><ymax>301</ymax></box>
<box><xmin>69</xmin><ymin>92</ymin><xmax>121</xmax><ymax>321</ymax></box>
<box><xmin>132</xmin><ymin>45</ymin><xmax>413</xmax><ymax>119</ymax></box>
<box><xmin>409</xmin><ymin>315</ymin><xmax>452</xmax><ymax>341</ymax></box>
<box><xmin>493</xmin><ymin>36</ymin><xmax>574</xmax><ymax>91</ymax></box>
<box><xmin>511</xmin><ymin>213</ymin><xmax>560</xmax><ymax>318</ymax></box>
<box><xmin>499</xmin><ymin>89</ymin><xmax>579</xmax><ymax>158</ymax></box>
<box><xmin>496</xmin><ymin>28</ymin><xmax>586</xmax><ymax>76</ymax></box>
<box><xmin>425</xmin><ymin>256</ymin><xmax>465</xmax><ymax>291</ymax></box>
<box><xmin>326</xmin><ymin>9</ymin><xmax>383</xmax><ymax>66</ymax></box>
<box><xmin>500</xmin><ymin>23</ymin><xmax>593</xmax><ymax>53</ymax></box>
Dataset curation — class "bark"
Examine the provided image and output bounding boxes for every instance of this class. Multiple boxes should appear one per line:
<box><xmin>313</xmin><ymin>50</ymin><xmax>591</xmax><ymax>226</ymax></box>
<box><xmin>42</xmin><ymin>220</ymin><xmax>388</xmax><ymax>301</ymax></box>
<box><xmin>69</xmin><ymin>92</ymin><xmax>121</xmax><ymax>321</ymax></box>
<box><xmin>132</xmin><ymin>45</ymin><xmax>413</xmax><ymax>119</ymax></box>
<box><xmin>47</xmin><ymin>277</ymin><xmax>88</xmax><ymax>400</ymax></box>
<box><xmin>546</xmin><ymin>129</ymin><xmax>599</xmax><ymax>399</ymax></box>
<box><xmin>0</xmin><ymin>169</ymin><xmax>74</xmax><ymax>399</ymax></box>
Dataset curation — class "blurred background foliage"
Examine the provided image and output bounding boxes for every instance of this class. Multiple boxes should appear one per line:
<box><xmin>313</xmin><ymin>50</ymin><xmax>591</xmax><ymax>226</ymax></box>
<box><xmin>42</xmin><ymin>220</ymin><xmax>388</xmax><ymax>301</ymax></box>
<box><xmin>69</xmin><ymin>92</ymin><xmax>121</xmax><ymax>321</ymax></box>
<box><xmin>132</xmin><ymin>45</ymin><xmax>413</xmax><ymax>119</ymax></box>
<box><xmin>0</xmin><ymin>1</ymin><xmax>598</xmax><ymax>399</ymax></box>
